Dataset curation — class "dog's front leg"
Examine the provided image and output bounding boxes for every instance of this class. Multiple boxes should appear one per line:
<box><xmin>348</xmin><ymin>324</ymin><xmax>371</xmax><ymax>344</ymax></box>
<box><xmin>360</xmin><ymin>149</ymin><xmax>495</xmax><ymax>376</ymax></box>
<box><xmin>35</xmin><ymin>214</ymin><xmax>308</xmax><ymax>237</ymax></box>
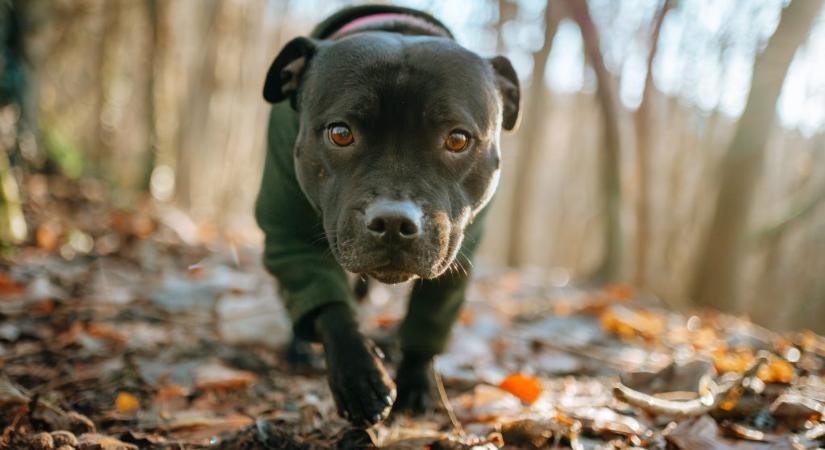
<box><xmin>394</xmin><ymin>270</ymin><xmax>469</xmax><ymax>415</ymax></box>
<box><xmin>315</xmin><ymin>303</ymin><xmax>396</xmax><ymax>427</ymax></box>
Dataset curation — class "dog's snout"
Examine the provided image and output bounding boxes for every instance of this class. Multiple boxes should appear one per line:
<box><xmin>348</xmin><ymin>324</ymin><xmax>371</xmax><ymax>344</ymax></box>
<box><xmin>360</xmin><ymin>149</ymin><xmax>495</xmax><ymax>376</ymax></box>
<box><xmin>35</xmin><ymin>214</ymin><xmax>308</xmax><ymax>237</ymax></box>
<box><xmin>365</xmin><ymin>200</ymin><xmax>422</xmax><ymax>241</ymax></box>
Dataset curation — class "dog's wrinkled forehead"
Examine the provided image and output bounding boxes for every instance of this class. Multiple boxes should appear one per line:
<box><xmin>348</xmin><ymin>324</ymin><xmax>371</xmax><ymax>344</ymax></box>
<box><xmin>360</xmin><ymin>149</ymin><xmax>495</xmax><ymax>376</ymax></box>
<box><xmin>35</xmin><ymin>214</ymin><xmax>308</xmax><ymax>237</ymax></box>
<box><xmin>301</xmin><ymin>33</ymin><xmax>501</xmax><ymax>132</ymax></box>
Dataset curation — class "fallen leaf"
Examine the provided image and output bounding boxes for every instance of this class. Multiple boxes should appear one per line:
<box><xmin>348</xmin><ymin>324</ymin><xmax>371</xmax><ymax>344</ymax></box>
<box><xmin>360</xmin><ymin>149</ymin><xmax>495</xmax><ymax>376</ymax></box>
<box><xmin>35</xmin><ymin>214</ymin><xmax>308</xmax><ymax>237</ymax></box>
<box><xmin>193</xmin><ymin>361</ymin><xmax>256</xmax><ymax>393</ymax></box>
<box><xmin>498</xmin><ymin>373</ymin><xmax>543</xmax><ymax>405</ymax></box>
<box><xmin>713</xmin><ymin>349</ymin><xmax>794</xmax><ymax>384</ymax></box>
<box><xmin>0</xmin><ymin>273</ymin><xmax>26</xmax><ymax>296</ymax></box>
<box><xmin>115</xmin><ymin>392</ymin><xmax>140</xmax><ymax>414</ymax></box>
<box><xmin>77</xmin><ymin>433</ymin><xmax>138</xmax><ymax>450</ymax></box>
<box><xmin>603</xmin><ymin>283</ymin><xmax>634</xmax><ymax>301</ymax></box>
<box><xmin>600</xmin><ymin>305</ymin><xmax>664</xmax><ymax>340</ymax></box>
<box><xmin>756</xmin><ymin>357</ymin><xmax>794</xmax><ymax>384</ymax></box>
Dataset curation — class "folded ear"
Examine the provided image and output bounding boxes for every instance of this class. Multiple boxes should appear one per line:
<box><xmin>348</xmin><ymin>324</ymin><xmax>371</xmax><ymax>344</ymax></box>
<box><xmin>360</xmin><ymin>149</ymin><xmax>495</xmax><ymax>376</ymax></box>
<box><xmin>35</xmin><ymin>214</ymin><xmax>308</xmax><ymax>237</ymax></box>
<box><xmin>488</xmin><ymin>56</ymin><xmax>521</xmax><ymax>131</ymax></box>
<box><xmin>263</xmin><ymin>37</ymin><xmax>319</xmax><ymax>107</ymax></box>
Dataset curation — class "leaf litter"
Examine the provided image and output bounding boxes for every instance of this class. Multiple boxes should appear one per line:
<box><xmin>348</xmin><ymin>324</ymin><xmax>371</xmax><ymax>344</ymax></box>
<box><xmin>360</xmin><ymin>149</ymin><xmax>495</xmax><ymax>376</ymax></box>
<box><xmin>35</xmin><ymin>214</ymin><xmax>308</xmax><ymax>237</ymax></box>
<box><xmin>1</xmin><ymin>176</ymin><xmax>824</xmax><ymax>449</ymax></box>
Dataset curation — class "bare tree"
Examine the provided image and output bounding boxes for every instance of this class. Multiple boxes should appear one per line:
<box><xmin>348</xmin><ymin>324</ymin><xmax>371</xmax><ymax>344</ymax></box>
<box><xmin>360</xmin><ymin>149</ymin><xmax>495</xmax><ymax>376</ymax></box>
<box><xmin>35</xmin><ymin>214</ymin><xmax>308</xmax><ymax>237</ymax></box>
<box><xmin>690</xmin><ymin>0</ymin><xmax>825</xmax><ymax>310</ymax></box>
<box><xmin>506</xmin><ymin>0</ymin><xmax>562</xmax><ymax>267</ymax></box>
<box><xmin>565</xmin><ymin>0</ymin><xmax>623</xmax><ymax>282</ymax></box>
<box><xmin>633</xmin><ymin>0</ymin><xmax>673</xmax><ymax>288</ymax></box>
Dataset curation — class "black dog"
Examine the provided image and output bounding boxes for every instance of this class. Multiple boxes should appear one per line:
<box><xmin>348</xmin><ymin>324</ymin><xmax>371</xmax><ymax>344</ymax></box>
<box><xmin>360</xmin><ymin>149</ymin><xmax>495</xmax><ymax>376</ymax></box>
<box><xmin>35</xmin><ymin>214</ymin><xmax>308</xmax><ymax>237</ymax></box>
<box><xmin>256</xmin><ymin>5</ymin><xmax>519</xmax><ymax>426</ymax></box>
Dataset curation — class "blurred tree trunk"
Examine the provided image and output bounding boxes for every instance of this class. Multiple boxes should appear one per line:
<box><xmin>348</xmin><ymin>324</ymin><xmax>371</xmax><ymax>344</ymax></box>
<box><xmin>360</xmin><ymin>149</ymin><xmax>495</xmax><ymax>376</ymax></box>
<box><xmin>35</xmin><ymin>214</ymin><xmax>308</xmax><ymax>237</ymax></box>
<box><xmin>690</xmin><ymin>0</ymin><xmax>824</xmax><ymax>311</ymax></box>
<box><xmin>633</xmin><ymin>0</ymin><xmax>672</xmax><ymax>288</ymax></box>
<box><xmin>0</xmin><ymin>0</ymin><xmax>31</xmax><ymax>245</ymax></box>
<box><xmin>93</xmin><ymin>0</ymin><xmax>120</xmax><ymax>176</ymax></box>
<box><xmin>495</xmin><ymin>0</ymin><xmax>516</xmax><ymax>54</ymax></box>
<box><xmin>175</xmin><ymin>0</ymin><xmax>222</xmax><ymax>209</ymax></box>
<box><xmin>565</xmin><ymin>0</ymin><xmax>622</xmax><ymax>282</ymax></box>
<box><xmin>141</xmin><ymin>0</ymin><xmax>159</xmax><ymax>192</ymax></box>
<box><xmin>506</xmin><ymin>0</ymin><xmax>561</xmax><ymax>267</ymax></box>
<box><xmin>752</xmin><ymin>180</ymin><xmax>825</xmax><ymax>325</ymax></box>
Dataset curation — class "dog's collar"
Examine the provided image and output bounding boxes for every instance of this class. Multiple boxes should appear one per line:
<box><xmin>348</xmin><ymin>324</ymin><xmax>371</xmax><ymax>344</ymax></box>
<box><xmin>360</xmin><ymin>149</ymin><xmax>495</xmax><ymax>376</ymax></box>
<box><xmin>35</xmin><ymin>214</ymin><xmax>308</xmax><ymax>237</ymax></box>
<box><xmin>328</xmin><ymin>12</ymin><xmax>451</xmax><ymax>40</ymax></box>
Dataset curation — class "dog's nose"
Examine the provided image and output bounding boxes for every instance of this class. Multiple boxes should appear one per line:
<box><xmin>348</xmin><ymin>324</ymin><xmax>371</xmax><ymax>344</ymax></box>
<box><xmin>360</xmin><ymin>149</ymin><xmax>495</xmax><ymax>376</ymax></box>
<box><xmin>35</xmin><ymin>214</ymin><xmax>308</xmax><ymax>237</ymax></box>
<box><xmin>365</xmin><ymin>200</ymin><xmax>422</xmax><ymax>242</ymax></box>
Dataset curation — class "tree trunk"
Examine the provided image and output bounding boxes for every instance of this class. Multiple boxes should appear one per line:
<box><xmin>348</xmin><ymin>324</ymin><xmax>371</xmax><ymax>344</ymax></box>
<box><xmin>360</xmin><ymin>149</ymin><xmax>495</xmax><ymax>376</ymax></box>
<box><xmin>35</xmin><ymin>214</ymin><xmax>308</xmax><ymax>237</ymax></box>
<box><xmin>141</xmin><ymin>0</ymin><xmax>159</xmax><ymax>193</ymax></box>
<box><xmin>0</xmin><ymin>0</ymin><xmax>30</xmax><ymax>245</ymax></box>
<box><xmin>633</xmin><ymin>0</ymin><xmax>672</xmax><ymax>288</ymax></box>
<box><xmin>505</xmin><ymin>0</ymin><xmax>562</xmax><ymax>267</ymax></box>
<box><xmin>690</xmin><ymin>0</ymin><xmax>824</xmax><ymax>310</ymax></box>
<box><xmin>175</xmin><ymin>0</ymin><xmax>222</xmax><ymax>209</ymax></box>
<box><xmin>565</xmin><ymin>0</ymin><xmax>623</xmax><ymax>282</ymax></box>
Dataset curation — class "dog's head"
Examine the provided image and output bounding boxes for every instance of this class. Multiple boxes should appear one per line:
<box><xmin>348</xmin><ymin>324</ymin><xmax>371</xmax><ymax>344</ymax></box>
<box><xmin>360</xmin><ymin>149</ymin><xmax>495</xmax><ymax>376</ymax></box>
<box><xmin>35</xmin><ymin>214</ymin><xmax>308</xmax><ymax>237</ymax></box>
<box><xmin>263</xmin><ymin>32</ymin><xmax>519</xmax><ymax>283</ymax></box>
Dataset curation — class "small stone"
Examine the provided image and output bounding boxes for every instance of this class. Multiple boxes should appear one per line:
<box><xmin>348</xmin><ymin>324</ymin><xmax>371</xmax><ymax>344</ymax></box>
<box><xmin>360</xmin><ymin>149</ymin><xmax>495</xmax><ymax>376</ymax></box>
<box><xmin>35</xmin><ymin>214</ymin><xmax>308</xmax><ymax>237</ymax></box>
<box><xmin>55</xmin><ymin>446</ymin><xmax>76</xmax><ymax>450</ymax></box>
<box><xmin>51</xmin><ymin>431</ymin><xmax>79</xmax><ymax>447</ymax></box>
<box><xmin>29</xmin><ymin>432</ymin><xmax>55</xmax><ymax>450</ymax></box>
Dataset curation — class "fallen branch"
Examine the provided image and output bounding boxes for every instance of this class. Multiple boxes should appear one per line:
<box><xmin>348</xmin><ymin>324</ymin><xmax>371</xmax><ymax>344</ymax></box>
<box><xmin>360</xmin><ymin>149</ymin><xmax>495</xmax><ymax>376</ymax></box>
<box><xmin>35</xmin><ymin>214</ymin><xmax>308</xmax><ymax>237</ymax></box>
<box><xmin>613</xmin><ymin>356</ymin><xmax>767</xmax><ymax>417</ymax></box>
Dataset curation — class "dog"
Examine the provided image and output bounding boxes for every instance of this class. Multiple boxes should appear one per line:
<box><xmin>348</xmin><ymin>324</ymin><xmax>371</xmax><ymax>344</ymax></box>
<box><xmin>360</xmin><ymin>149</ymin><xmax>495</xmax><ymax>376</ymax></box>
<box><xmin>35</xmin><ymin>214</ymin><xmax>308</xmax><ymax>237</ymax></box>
<box><xmin>256</xmin><ymin>5</ymin><xmax>519</xmax><ymax>427</ymax></box>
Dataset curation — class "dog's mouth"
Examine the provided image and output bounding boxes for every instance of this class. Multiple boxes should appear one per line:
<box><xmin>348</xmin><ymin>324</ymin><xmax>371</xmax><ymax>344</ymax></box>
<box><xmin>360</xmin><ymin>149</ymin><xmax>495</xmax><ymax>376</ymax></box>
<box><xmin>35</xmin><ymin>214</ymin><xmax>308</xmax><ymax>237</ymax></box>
<box><xmin>367</xmin><ymin>268</ymin><xmax>418</xmax><ymax>284</ymax></box>
<box><xmin>331</xmin><ymin>240</ymin><xmax>448</xmax><ymax>284</ymax></box>
<box><xmin>328</xmin><ymin>210</ymin><xmax>460</xmax><ymax>283</ymax></box>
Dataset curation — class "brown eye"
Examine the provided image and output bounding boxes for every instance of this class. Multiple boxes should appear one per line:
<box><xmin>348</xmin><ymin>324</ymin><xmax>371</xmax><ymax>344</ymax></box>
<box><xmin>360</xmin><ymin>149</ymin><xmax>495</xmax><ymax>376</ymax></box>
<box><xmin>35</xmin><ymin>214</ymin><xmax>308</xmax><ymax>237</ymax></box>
<box><xmin>328</xmin><ymin>124</ymin><xmax>354</xmax><ymax>146</ymax></box>
<box><xmin>445</xmin><ymin>130</ymin><xmax>469</xmax><ymax>152</ymax></box>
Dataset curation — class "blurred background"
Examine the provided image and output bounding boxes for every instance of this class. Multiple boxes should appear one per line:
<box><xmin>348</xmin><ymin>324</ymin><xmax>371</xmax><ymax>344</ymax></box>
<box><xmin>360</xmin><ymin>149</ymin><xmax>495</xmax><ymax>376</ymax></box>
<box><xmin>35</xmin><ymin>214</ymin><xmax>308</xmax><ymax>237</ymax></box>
<box><xmin>1</xmin><ymin>0</ymin><xmax>824</xmax><ymax>331</ymax></box>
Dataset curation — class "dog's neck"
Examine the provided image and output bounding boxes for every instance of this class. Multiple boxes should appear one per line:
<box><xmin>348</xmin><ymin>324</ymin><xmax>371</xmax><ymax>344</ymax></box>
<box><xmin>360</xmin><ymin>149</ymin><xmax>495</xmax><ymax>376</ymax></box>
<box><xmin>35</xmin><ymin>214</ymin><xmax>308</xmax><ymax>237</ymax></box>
<box><xmin>328</xmin><ymin>12</ymin><xmax>451</xmax><ymax>40</ymax></box>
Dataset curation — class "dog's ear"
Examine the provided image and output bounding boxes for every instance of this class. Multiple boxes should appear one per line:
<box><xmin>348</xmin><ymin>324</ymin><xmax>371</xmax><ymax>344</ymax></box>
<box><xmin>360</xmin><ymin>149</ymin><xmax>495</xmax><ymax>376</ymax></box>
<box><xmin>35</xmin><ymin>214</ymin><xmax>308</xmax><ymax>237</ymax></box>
<box><xmin>263</xmin><ymin>37</ymin><xmax>318</xmax><ymax>107</ymax></box>
<box><xmin>488</xmin><ymin>56</ymin><xmax>521</xmax><ymax>131</ymax></box>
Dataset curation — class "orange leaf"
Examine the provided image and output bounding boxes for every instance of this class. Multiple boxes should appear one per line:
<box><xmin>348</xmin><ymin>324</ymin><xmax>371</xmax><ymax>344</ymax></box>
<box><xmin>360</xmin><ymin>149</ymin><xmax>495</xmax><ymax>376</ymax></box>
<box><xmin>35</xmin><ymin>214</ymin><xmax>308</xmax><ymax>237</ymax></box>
<box><xmin>757</xmin><ymin>357</ymin><xmax>795</xmax><ymax>384</ymax></box>
<box><xmin>155</xmin><ymin>384</ymin><xmax>187</xmax><ymax>401</ymax></box>
<box><xmin>36</xmin><ymin>222</ymin><xmax>62</xmax><ymax>251</ymax></box>
<box><xmin>603</xmin><ymin>283</ymin><xmax>634</xmax><ymax>301</ymax></box>
<box><xmin>600</xmin><ymin>306</ymin><xmax>664</xmax><ymax>341</ymax></box>
<box><xmin>115</xmin><ymin>392</ymin><xmax>140</xmax><ymax>414</ymax></box>
<box><xmin>498</xmin><ymin>373</ymin><xmax>543</xmax><ymax>404</ymax></box>
<box><xmin>0</xmin><ymin>273</ymin><xmax>26</xmax><ymax>295</ymax></box>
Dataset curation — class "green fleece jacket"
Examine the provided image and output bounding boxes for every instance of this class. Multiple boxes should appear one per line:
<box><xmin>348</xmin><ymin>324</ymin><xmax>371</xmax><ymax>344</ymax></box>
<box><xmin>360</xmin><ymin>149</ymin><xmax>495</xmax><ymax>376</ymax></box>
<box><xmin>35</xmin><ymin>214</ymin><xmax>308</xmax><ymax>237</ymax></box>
<box><xmin>254</xmin><ymin>6</ymin><xmax>488</xmax><ymax>357</ymax></box>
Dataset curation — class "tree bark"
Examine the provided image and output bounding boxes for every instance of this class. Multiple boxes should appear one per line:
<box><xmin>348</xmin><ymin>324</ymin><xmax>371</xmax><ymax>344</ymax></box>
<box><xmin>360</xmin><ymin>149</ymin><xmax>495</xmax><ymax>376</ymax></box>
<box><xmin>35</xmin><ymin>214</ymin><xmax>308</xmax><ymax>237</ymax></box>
<box><xmin>505</xmin><ymin>0</ymin><xmax>562</xmax><ymax>267</ymax></box>
<box><xmin>690</xmin><ymin>0</ymin><xmax>824</xmax><ymax>310</ymax></box>
<box><xmin>633</xmin><ymin>0</ymin><xmax>673</xmax><ymax>288</ymax></box>
<box><xmin>565</xmin><ymin>0</ymin><xmax>623</xmax><ymax>282</ymax></box>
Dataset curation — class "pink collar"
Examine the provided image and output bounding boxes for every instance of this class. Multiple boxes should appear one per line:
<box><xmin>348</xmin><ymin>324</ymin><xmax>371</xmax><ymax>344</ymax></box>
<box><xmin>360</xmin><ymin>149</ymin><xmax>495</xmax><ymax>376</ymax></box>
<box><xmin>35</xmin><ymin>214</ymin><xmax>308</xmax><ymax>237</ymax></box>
<box><xmin>329</xmin><ymin>12</ymin><xmax>448</xmax><ymax>40</ymax></box>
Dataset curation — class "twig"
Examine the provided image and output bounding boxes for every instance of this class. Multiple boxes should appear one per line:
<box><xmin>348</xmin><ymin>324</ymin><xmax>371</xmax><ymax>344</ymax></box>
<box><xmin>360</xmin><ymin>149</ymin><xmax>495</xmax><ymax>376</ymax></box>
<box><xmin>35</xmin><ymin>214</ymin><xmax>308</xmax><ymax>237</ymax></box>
<box><xmin>432</xmin><ymin>359</ymin><xmax>464</xmax><ymax>437</ymax></box>
<box><xmin>613</xmin><ymin>355</ymin><xmax>767</xmax><ymax>417</ymax></box>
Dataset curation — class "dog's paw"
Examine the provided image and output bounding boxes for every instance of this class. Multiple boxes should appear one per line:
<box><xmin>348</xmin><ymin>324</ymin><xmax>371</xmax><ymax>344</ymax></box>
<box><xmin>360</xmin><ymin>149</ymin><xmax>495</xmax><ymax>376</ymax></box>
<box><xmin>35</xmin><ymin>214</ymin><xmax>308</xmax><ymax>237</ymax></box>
<box><xmin>325</xmin><ymin>335</ymin><xmax>396</xmax><ymax>427</ymax></box>
<box><xmin>392</xmin><ymin>355</ymin><xmax>435</xmax><ymax>416</ymax></box>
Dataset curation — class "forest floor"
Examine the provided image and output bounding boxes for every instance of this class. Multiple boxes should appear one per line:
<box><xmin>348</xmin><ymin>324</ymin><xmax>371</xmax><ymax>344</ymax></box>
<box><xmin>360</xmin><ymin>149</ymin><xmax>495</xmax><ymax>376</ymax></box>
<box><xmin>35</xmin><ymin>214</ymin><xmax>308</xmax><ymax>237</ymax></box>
<box><xmin>1</xmin><ymin>176</ymin><xmax>825</xmax><ymax>450</ymax></box>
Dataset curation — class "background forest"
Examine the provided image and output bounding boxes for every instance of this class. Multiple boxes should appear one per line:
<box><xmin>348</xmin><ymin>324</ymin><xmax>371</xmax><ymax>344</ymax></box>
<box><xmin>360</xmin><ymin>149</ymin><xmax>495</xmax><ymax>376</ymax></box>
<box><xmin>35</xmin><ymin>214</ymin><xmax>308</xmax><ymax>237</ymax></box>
<box><xmin>2</xmin><ymin>0</ymin><xmax>824</xmax><ymax>332</ymax></box>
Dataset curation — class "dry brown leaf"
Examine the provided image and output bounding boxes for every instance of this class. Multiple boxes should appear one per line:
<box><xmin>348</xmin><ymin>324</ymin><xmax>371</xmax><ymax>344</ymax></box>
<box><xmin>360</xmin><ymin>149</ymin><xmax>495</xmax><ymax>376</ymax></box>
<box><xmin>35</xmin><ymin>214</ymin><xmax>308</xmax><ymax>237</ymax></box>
<box><xmin>193</xmin><ymin>361</ymin><xmax>256</xmax><ymax>393</ymax></box>
<box><xmin>0</xmin><ymin>273</ymin><xmax>26</xmax><ymax>296</ymax></box>
<box><xmin>600</xmin><ymin>305</ymin><xmax>664</xmax><ymax>340</ymax></box>
<box><xmin>712</xmin><ymin>349</ymin><xmax>794</xmax><ymax>384</ymax></box>
<box><xmin>77</xmin><ymin>433</ymin><xmax>137</xmax><ymax>450</ymax></box>
<box><xmin>35</xmin><ymin>222</ymin><xmax>62</xmax><ymax>251</ymax></box>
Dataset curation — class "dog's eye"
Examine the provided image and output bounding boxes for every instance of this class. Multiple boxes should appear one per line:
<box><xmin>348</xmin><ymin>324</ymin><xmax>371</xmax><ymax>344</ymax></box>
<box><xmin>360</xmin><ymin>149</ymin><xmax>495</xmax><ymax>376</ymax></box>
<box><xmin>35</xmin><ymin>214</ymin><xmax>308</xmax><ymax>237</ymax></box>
<box><xmin>444</xmin><ymin>130</ymin><xmax>469</xmax><ymax>152</ymax></box>
<box><xmin>328</xmin><ymin>124</ymin><xmax>354</xmax><ymax>147</ymax></box>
